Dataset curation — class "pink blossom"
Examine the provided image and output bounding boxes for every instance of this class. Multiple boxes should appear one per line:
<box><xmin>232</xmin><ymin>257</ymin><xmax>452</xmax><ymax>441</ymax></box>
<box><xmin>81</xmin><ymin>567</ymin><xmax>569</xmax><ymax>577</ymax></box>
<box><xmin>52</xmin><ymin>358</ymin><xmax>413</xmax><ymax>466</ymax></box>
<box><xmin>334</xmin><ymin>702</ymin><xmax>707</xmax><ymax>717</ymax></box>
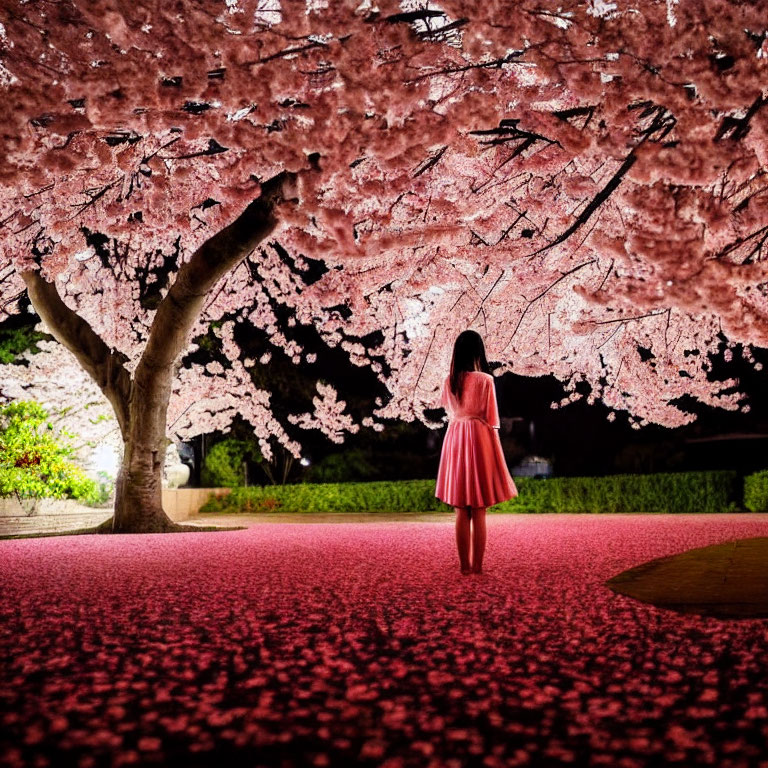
<box><xmin>287</xmin><ymin>381</ymin><xmax>359</xmax><ymax>444</ymax></box>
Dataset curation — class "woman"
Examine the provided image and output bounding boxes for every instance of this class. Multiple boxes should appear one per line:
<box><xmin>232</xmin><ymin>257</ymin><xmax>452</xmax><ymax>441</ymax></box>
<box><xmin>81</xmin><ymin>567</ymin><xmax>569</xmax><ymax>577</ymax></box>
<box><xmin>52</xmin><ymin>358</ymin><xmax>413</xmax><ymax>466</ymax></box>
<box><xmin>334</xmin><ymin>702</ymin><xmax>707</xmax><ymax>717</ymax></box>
<box><xmin>436</xmin><ymin>330</ymin><xmax>517</xmax><ymax>575</ymax></box>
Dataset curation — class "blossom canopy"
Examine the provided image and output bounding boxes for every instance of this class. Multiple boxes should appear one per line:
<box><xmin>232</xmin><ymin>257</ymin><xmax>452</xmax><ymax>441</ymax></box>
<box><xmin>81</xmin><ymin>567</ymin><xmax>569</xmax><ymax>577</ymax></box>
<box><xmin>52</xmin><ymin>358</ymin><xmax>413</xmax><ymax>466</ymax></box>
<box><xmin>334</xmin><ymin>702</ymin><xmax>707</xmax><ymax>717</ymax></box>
<box><xmin>1</xmin><ymin>0</ymin><xmax>767</xmax><ymax>447</ymax></box>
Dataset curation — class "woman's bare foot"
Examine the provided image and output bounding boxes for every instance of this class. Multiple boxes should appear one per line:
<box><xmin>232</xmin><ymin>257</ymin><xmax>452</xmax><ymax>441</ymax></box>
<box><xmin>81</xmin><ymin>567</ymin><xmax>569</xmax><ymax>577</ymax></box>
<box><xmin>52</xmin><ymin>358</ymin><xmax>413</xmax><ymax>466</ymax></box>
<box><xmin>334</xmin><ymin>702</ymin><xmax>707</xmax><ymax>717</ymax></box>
<box><xmin>471</xmin><ymin>567</ymin><xmax>483</xmax><ymax>575</ymax></box>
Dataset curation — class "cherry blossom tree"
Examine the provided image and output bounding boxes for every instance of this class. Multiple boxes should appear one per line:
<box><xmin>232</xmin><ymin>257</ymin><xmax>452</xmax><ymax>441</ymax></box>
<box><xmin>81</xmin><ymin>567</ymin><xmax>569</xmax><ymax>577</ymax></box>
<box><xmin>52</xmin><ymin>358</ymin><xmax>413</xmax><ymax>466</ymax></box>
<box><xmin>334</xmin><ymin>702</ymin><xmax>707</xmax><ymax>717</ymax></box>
<box><xmin>1</xmin><ymin>0</ymin><xmax>767</xmax><ymax>531</ymax></box>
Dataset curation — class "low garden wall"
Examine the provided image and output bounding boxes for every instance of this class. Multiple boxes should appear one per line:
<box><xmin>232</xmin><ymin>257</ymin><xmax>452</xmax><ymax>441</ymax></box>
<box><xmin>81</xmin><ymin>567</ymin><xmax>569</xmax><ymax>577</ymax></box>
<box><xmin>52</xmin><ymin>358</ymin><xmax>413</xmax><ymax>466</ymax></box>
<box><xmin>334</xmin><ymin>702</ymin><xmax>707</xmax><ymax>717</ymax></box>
<box><xmin>199</xmin><ymin>470</ymin><xmax>757</xmax><ymax>516</ymax></box>
<box><xmin>0</xmin><ymin>488</ymin><xmax>232</xmax><ymax>524</ymax></box>
<box><xmin>162</xmin><ymin>487</ymin><xmax>231</xmax><ymax>521</ymax></box>
<box><xmin>0</xmin><ymin>497</ymin><xmax>91</xmax><ymax>517</ymax></box>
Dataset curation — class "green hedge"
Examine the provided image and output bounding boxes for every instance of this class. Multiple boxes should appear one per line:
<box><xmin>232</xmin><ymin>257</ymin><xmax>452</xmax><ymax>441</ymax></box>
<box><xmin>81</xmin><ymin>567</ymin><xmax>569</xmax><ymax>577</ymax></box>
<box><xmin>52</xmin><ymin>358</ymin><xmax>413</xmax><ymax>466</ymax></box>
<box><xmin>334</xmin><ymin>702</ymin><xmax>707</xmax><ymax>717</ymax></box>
<box><xmin>200</xmin><ymin>470</ymin><xmax>741</xmax><ymax>515</ymax></box>
<box><xmin>744</xmin><ymin>470</ymin><xmax>768</xmax><ymax>512</ymax></box>
<box><xmin>495</xmin><ymin>471</ymin><xmax>739</xmax><ymax>514</ymax></box>
<box><xmin>201</xmin><ymin>479</ymin><xmax>445</xmax><ymax>515</ymax></box>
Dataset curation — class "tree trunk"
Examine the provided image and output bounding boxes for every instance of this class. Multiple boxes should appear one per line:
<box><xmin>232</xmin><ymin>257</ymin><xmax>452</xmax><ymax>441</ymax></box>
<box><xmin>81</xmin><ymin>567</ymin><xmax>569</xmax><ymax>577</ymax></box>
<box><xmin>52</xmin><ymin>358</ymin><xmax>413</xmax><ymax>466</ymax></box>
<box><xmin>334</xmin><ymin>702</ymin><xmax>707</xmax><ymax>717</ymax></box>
<box><xmin>111</xmin><ymin>368</ymin><xmax>177</xmax><ymax>533</ymax></box>
<box><xmin>113</xmin><ymin>448</ymin><xmax>176</xmax><ymax>532</ymax></box>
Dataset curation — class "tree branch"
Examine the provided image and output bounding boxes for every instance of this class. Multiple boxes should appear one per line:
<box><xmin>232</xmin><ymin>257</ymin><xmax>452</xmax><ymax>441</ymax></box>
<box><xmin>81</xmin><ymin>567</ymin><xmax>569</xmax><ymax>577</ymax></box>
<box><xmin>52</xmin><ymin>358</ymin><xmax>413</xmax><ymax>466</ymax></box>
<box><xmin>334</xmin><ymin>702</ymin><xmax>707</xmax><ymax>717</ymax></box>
<box><xmin>405</xmin><ymin>51</ymin><xmax>525</xmax><ymax>84</ymax></box>
<box><xmin>412</xmin><ymin>145</ymin><xmax>447</xmax><ymax>177</ymax></box>
<box><xmin>137</xmin><ymin>169</ymin><xmax>301</xmax><ymax>381</ymax></box>
<box><xmin>715</xmin><ymin>94</ymin><xmax>766</xmax><ymax>142</ymax></box>
<box><xmin>20</xmin><ymin>270</ymin><xmax>132</xmax><ymax>434</ymax></box>
<box><xmin>528</xmin><ymin>153</ymin><xmax>636</xmax><ymax>258</ymax></box>
<box><xmin>592</xmin><ymin>309</ymin><xmax>667</xmax><ymax>326</ymax></box>
<box><xmin>502</xmin><ymin>259</ymin><xmax>596</xmax><ymax>350</ymax></box>
<box><xmin>714</xmin><ymin>224</ymin><xmax>768</xmax><ymax>264</ymax></box>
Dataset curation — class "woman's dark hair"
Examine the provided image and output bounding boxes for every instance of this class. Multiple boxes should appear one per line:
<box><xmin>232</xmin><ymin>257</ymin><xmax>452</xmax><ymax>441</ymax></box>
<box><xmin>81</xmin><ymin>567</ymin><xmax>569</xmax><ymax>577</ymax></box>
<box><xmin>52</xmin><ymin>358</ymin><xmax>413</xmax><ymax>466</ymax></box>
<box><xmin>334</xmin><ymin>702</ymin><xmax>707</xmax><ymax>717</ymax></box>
<box><xmin>449</xmin><ymin>330</ymin><xmax>490</xmax><ymax>398</ymax></box>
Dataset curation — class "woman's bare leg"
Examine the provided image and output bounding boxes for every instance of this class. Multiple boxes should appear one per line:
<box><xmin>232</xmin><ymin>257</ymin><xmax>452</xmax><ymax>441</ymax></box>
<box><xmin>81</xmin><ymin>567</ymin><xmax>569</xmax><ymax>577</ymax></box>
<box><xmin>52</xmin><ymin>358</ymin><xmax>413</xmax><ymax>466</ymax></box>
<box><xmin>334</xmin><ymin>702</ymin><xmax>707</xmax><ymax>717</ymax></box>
<box><xmin>455</xmin><ymin>507</ymin><xmax>472</xmax><ymax>574</ymax></box>
<box><xmin>471</xmin><ymin>507</ymin><xmax>487</xmax><ymax>574</ymax></box>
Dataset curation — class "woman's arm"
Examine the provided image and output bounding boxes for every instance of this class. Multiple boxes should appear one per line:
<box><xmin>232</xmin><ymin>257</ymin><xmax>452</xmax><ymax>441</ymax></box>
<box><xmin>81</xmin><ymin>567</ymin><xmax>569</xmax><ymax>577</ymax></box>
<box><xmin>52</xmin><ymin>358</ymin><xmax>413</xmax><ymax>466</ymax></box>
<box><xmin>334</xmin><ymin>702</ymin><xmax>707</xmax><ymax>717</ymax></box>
<box><xmin>439</xmin><ymin>377</ymin><xmax>451</xmax><ymax>412</ymax></box>
<box><xmin>484</xmin><ymin>375</ymin><xmax>501</xmax><ymax>429</ymax></box>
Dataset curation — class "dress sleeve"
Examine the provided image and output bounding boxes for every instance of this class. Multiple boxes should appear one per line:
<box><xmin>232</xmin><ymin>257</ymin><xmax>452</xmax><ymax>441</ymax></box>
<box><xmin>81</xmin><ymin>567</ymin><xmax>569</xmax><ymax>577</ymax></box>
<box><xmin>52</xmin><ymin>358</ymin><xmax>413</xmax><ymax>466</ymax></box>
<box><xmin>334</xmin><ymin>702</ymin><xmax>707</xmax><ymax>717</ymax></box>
<box><xmin>440</xmin><ymin>377</ymin><xmax>450</xmax><ymax>411</ymax></box>
<box><xmin>484</xmin><ymin>375</ymin><xmax>500</xmax><ymax>428</ymax></box>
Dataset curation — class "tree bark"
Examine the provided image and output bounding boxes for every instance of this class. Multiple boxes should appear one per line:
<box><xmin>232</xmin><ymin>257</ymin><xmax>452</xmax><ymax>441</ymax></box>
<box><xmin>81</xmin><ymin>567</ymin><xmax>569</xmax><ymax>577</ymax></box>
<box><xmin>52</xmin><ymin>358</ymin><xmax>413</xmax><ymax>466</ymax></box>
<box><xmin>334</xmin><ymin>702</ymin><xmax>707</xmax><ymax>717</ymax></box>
<box><xmin>22</xmin><ymin>168</ymin><xmax>298</xmax><ymax>533</ymax></box>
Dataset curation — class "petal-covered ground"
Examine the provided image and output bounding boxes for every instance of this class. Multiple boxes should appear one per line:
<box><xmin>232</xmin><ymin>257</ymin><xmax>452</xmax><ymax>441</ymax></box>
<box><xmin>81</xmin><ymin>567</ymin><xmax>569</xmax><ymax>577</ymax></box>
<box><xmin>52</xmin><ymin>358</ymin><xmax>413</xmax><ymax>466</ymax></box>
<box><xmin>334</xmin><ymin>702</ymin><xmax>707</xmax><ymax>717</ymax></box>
<box><xmin>2</xmin><ymin>514</ymin><xmax>768</xmax><ymax>768</ymax></box>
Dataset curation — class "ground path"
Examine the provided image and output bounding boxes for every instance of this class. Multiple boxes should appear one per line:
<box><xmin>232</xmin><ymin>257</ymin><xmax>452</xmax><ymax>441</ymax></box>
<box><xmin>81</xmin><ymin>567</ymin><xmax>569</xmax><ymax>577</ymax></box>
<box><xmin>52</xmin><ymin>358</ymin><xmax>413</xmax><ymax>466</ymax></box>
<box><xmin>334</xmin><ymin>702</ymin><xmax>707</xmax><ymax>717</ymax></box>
<box><xmin>2</xmin><ymin>514</ymin><xmax>768</xmax><ymax>767</ymax></box>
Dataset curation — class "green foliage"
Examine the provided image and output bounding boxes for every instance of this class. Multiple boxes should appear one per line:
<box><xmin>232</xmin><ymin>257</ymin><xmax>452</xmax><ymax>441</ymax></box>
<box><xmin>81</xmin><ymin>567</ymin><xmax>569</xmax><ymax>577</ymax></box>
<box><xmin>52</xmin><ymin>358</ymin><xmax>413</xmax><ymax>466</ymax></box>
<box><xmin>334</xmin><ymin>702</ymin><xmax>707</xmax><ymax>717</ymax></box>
<box><xmin>226</xmin><ymin>495</ymin><xmax>282</xmax><ymax>514</ymax></box>
<box><xmin>200</xmin><ymin>479</ymin><xmax>445</xmax><ymax>514</ymax></box>
<box><xmin>83</xmin><ymin>471</ymin><xmax>115</xmax><ymax>508</ymax></box>
<box><xmin>304</xmin><ymin>449</ymin><xmax>380</xmax><ymax>483</ymax></box>
<box><xmin>495</xmin><ymin>471</ymin><xmax>740</xmax><ymax>514</ymax></box>
<box><xmin>0</xmin><ymin>401</ymin><xmax>97</xmax><ymax>501</ymax></box>
<box><xmin>0</xmin><ymin>325</ymin><xmax>50</xmax><ymax>363</ymax></box>
<box><xmin>200</xmin><ymin>470</ymin><xmax>741</xmax><ymax>515</ymax></box>
<box><xmin>744</xmin><ymin>470</ymin><xmax>768</xmax><ymax>512</ymax></box>
<box><xmin>201</xmin><ymin>438</ymin><xmax>262</xmax><ymax>488</ymax></box>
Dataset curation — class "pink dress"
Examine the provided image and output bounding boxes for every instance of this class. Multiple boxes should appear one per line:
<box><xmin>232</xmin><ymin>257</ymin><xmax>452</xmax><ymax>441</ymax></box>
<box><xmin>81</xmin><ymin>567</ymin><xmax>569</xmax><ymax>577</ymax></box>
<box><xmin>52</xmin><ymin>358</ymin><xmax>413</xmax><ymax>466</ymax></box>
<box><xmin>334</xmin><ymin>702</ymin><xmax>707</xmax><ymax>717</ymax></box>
<box><xmin>435</xmin><ymin>371</ymin><xmax>518</xmax><ymax>509</ymax></box>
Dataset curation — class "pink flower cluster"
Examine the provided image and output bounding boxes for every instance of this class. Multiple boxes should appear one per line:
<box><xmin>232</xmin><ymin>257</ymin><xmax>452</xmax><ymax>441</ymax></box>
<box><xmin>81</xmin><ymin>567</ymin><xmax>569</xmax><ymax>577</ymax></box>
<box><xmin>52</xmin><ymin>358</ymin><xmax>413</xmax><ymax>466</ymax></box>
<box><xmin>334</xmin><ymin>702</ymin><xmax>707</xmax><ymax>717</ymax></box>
<box><xmin>1</xmin><ymin>513</ymin><xmax>768</xmax><ymax>767</ymax></box>
<box><xmin>287</xmin><ymin>382</ymin><xmax>360</xmax><ymax>444</ymax></box>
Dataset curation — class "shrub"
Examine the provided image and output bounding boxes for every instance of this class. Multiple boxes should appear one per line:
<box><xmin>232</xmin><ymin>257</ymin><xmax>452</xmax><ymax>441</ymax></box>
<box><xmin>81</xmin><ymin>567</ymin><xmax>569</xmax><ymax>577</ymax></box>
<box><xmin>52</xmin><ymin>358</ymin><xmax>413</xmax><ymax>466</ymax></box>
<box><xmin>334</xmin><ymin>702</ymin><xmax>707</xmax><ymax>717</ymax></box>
<box><xmin>744</xmin><ymin>470</ymin><xmax>768</xmax><ymax>512</ymax></box>
<box><xmin>200</xmin><ymin>479</ymin><xmax>444</xmax><ymax>514</ymax></box>
<box><xmin>199</xmin><ymin>470</ymin><xmax>741</xmax><ymax>515</ymax></box>
<box><xmin>304</xmin><ymin>449</ymin><xmax>380</xmax><ymax>483</ymax></box>
<box><xmin>0</xmin><ymin>325</ymin><xmax>50</xmax><ymax>364</ymax></box>
<box><xmin>0</xmin><ymin>401</ymin><xmax>97</xmax><ymax>501</ymax></box>
<box><xmin>201</xmin><ymin>438</ymin><xmax>262</xmax><ymax>488</ymax></box>
<box><xmin>83</xmin><ymin>471</ymin><xmax>116</xmax><ymax>508</ymax></box>
<box><xmin>495</xmin><ymin>471</ymin><xmax>739</xmax><ymax>514</ymax></box>
<box><xmin>235</xmin><ymin>495</ymin><xmax>282</xmax><ymax>514</ymax></box>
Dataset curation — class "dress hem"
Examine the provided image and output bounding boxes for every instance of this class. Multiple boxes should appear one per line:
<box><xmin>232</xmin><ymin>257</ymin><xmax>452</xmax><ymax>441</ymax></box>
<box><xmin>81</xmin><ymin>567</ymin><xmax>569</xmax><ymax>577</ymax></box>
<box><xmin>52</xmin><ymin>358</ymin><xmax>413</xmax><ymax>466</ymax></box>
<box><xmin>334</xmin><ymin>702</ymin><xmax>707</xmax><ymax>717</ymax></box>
<box><xmin>435</xmin><ymin>491</ymin><xmax>518</xmax><ymax>509</ymax></box>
